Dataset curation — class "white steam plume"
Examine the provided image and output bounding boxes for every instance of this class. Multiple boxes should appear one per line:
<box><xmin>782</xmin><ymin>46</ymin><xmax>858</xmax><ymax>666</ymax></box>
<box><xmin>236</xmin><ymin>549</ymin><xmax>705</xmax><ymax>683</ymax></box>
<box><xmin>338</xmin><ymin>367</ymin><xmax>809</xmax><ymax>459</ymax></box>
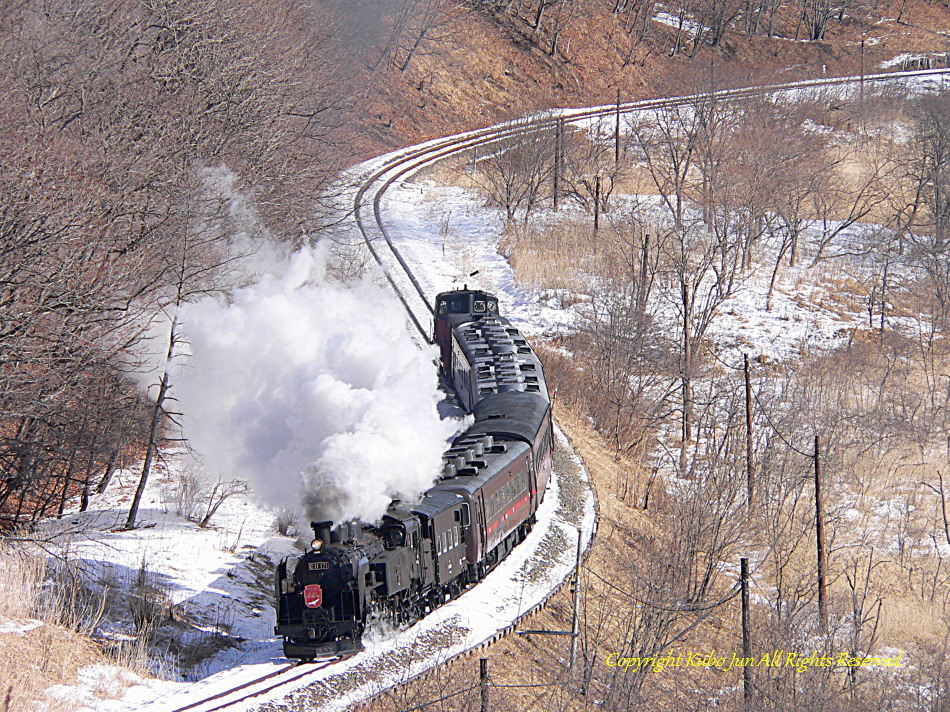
<box><xmin>174</xmin><ymin>243</ymin><xmax>460</xmax><ymax>524</ymax></box>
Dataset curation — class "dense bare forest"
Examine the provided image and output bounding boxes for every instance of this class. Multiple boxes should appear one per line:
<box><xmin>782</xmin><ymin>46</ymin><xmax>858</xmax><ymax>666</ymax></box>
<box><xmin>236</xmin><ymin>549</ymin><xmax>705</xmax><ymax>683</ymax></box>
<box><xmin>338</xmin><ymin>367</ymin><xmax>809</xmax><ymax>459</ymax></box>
<box><xmin>0</xmin><ymin>0</ymin><xmax>348</xmax><ymax>528</ymax></box>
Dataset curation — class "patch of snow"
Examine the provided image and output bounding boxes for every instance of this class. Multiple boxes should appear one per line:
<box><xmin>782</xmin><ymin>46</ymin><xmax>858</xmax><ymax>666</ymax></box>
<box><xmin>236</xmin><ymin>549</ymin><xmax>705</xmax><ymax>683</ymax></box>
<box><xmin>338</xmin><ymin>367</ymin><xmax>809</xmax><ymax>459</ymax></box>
<box><xmin>0</xmin><ymin>618</ymin><xmax>43</xmax><ymax>635</ymax></box>
<box><xmin>880</xmin><ymin>53</ymin><xmax>926</xmax><ymax>69</ymax></box>
<box><xmin>653</xmin><ymin>10</ymin><xmax>708</xmax><ymax>38</ymax></box>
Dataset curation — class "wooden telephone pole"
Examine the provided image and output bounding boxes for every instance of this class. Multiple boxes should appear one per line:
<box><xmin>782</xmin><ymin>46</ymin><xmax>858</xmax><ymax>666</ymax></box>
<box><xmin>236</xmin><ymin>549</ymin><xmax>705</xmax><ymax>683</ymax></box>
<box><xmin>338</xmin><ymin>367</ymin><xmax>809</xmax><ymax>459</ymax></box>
<box><xmin>744</xmin><ymin>354</ymin><xmax>754</xmax><ymax>510</ymax></box>
<box><xmin>480</xmin><ymin>658</ymin><xmax>489</xmax><ymax>712</ymax></box>
<box><xmin>519</xmin><ymin>527</ymin><xmax>584</xmax><ymax>670</ymax></box>
<box><xmin>815</xmin><ymin>435</ymin><xmax>828</xmax><ymax>631</ymax></box>
<box><xmin>741</xmin><ymin>558</ymin><xmax>752</xmax><ymax>702</ymax></box>
<box><xmin>553</xmin><ymin>118</ymin><xmax>563</xmax><ymax>211</ymax></box>
<box><xmin>614</xmin><ymin>88</ymin><xmax>621</xmax><ymax>163</ymax></box>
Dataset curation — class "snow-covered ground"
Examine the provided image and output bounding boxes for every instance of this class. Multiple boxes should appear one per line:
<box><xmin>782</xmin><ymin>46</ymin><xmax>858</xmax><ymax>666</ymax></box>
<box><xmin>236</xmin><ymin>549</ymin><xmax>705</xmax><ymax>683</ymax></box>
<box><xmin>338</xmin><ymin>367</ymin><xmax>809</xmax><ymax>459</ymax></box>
<box><xmin>15</xmin><ymin>124</ymin><xmax>599</xmax><ymax>711</ymax></box>
<box><xmin>381</xmin><ymin>180</ymin><xmax>891</xmax><ymax>366</ymax></box>
<box><xmin>12</xmin><ymin>68</ymin><xmax>950</xmax><ymax>709</ymax></box>
<box><xmin>20</xmin><ymin>423</ymin><xmax>593</xmax><ymax>712</ymax></box>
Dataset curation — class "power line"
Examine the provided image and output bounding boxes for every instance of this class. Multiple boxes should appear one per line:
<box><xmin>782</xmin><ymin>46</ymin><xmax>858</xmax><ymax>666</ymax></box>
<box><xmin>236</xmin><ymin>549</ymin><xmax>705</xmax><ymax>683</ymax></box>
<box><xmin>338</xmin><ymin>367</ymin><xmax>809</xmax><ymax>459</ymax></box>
<box><xmin>391</xmin><ymin>681</ymin><xmax>480</xmax><ymax>712</ymax></box>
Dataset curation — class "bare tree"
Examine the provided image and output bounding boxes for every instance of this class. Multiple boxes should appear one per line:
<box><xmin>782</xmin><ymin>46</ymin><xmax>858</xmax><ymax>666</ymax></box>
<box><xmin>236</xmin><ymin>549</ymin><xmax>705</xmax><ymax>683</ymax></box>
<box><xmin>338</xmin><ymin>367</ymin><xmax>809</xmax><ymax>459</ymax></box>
<box><xmin>902</xmin><ymin>92</ymin><xmax>950</xmax><ymax>326</ymax></box>
<box><xmin>474</xmin><ymin>117</ymin><xmax>556</xmax><ymax>222</ymax></box>
<box><xmin>559</xmin><ymin>123</ymin><xmax>629</xmax><ymax>217</ymax></box>
<box><xmin>0</xmin><ymin>0</ymin><xmax>347</xmax><ymax>528</ymax></box>
<box><xmin>628</xmin><ymin>84</ymin><xmax>744</xmax><ymax>466</ymax></box>
<box><xmin>575</xmin><ymin>219</ymin><xmax>674</xmax><ymax>459</ymax></box>
<box><xmin>374</xmin><ymin>0</ymin><xmax>463</xmax><ymax>74</ymax></box>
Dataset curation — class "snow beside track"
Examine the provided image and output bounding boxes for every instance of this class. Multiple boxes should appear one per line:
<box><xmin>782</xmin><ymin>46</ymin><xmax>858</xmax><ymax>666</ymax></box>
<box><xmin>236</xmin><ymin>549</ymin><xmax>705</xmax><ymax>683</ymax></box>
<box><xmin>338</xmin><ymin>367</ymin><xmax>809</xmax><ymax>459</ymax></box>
<box><xmin>30</xmin><ymin>67</ymin><xmax>950</xmax><ymax>710</ymax></box>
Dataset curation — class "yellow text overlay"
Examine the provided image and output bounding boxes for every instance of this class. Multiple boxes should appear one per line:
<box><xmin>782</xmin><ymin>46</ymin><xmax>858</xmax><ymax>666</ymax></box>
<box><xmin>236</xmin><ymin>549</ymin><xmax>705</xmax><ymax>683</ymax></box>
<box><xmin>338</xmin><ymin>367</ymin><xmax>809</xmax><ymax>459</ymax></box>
<box><xmin>604</xmin><ymin>650</ymin><xmax>905</xmax><ymax>673</ymax></box>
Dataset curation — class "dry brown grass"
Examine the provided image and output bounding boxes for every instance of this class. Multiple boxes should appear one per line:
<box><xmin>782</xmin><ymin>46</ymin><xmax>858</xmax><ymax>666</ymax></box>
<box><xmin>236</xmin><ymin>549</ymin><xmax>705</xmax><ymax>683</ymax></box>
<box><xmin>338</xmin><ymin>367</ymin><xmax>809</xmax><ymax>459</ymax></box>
<box><xmin>499</xmin><ymin>221</ymin><xmax>593</xmax><ymax>292</ymax></box>
<box><xmin>0</xmin><ymin>546</ymin><xmax>151</xmax><ymax>711</ymax></box>
<box><xmin>362</xmin><ymin>223</ymin><xmax>950</xmax><ymax>710</ymax></box>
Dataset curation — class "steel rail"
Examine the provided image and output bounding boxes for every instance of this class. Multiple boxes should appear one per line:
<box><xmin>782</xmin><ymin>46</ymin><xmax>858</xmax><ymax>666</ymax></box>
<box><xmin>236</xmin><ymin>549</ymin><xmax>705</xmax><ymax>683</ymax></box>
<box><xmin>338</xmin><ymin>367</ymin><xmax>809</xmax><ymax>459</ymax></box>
<box><xmin>164</xmin><ymin>659</ymin><xmax>339</xmax><ymax>712</ymax></box>
<box><xmin>353</xmin><ymin>67</ymin><xmax>950</xmax><ymax>339</ymax></box>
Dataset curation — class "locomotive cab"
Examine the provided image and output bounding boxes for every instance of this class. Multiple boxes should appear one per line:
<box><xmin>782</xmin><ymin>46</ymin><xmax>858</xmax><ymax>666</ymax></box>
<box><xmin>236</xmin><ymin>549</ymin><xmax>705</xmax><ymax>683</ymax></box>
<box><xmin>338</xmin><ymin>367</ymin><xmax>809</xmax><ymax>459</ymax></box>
<box><xmin>435</xmin><ymin>290</ymin><xmax>498</xmax><ymax>319</ymax></box>
<box><xmin>433</xmin><ymin>289</ymin><xmax>499</xmax><ymax>371</ymax></box>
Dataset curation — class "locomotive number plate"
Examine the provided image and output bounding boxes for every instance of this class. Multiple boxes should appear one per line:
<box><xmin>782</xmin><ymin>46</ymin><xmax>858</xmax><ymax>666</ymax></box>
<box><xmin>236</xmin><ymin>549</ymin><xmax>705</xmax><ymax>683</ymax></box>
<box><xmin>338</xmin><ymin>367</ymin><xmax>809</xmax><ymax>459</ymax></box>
<box><xmin>308</xmin><ymin>562</ymin><xmax>330</xmax><ymax>571</ymax></box>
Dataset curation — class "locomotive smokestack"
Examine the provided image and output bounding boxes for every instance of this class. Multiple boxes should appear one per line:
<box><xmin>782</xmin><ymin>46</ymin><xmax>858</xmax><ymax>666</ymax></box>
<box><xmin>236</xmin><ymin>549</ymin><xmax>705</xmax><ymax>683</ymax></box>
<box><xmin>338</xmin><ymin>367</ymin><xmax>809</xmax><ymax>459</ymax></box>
<box><xmin>311</xmin><ymin>521</ymin><xmax>332</xmax><ymax>550</ymax></box>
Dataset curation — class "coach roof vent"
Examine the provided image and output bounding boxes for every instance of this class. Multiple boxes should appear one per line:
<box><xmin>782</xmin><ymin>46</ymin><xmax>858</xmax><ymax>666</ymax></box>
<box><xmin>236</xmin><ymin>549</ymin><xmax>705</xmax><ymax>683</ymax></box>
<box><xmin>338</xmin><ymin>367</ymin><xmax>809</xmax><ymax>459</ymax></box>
<box><xmin>456</xmin><ymin>439</ymin><xmax>485</xmax><ymax>456</ymax></box>
<box><xmin>447</xmin><ymin>447</ymin><xmax>475</xmax><ymax>463</ymax></box>
<box><xmin>441</xmin><ymin>463</ymin><xmax>458</xmax><ymax>479</ymax></box>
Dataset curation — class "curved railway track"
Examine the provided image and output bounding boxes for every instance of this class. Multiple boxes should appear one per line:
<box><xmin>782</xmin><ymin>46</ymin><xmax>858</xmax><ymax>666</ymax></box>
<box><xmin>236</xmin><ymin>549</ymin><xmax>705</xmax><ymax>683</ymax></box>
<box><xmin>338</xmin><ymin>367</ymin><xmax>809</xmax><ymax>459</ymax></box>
<box><xmin>353</xmin><ymin>67</ymin><xmax>950</xmax><ymax>343</ymax></box>
<box><xmin>153</xmin><ymin>66</ymin><xmax>949</xmax><ymax>712</ymax></box>
<box><xmin>162</xmin><ymin>660</ymin><xmax>338</xmax><ymax>712</ymax></box>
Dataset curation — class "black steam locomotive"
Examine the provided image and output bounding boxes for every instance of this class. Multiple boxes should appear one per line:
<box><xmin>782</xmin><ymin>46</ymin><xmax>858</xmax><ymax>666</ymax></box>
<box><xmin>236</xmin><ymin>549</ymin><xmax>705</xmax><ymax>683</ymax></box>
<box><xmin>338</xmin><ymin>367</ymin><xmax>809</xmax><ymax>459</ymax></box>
<box><xmin>274</xmin><ymin>288</ymin><xmax>553</xmax><ymax>660</ymax></box>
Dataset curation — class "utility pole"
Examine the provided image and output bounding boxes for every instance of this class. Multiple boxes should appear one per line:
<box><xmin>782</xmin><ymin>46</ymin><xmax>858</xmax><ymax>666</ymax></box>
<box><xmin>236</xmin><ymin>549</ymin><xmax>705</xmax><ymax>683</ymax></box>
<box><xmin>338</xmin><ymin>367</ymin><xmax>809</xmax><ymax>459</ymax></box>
<box><xmin>744</xmin><ymin>354</ymin><xmax>754</xmax><ymax>511</ymax></box>
<box><xmin>480</xmin><ymin>658</ymin><xmax>489</xmax><ymax>712</ymax></box>
<box><xmin>814</xmin><ymin>435</ymin><xmax>828</xmax><ymax>631</ymax></box>
<box><xmin>680</xmin><ymin>279</ymin><xmax>692</xmax><ymax>473</ymax></box>
<box><xmin>518</xmin><ymin>527</ymin><xmax>584</xmax><ymax>673</ymax></box>
<box><xmin>569</xmin><ymin>526</ymin><xmax>582</xmax><ymax>669</ymax></box>
<box><xmin>860</xmin><ymin>39</ymin><xmax>866</xmax><ymax>103</ymax></box>
<box><xmin>614</xmin><ymin>88</ymin><xmax>621</xmax><ymax>164</ymax></box>
<box><xmin>593</xmin><ymin>175</ymin><xmax>601</xmax><ymax>232</ymax></box>
<box><xmin>741</xmin><ymin>557</ymin><xmax>752</xmax><ymax>703</ymax></box>
<box><xmin>553</xmin><ymin>118</ymin><xmax>563</xmax><ymax>211</ymax></box>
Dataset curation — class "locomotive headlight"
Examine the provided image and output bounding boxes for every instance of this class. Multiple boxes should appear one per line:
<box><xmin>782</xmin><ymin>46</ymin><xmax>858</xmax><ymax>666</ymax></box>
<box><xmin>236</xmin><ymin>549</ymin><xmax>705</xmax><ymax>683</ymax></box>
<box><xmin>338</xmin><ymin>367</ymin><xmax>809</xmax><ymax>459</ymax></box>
<box><xmin>311</xmin><ymin>539</ymin><xmax>322</xmax><ymax>551</ymax></box>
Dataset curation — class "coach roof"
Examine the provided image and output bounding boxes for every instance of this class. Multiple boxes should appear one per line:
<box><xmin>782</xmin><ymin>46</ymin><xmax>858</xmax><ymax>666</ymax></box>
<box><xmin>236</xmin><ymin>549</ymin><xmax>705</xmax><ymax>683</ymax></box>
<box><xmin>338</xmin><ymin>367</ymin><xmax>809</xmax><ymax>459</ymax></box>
<box><xmin>465</xmin><ymin>391</ymin><xmax>549</xmax><ymax>445</ymax></box>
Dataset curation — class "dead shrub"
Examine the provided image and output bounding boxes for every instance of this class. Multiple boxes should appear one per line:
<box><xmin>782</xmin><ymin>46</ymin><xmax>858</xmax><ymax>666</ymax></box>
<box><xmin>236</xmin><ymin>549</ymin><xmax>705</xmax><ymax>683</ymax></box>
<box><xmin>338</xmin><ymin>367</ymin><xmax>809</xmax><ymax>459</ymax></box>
<box><xmin>275</xmin><ymin>507</ymin><xmax>300</xmax><ymax>536</ymax></box>
<box><xmin>129</xmin><ymin>558</ymin><xmax>171</xmax><ymax>639</ymax></box>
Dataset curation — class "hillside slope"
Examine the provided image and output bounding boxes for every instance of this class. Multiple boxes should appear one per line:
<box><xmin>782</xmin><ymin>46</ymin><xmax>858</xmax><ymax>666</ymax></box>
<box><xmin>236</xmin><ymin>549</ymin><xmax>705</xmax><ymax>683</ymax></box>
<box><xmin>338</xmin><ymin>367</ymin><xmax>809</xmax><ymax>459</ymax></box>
<box><xmin>332</xmin><ymin>0</ymin><xmax>950</xmax><ymax>155</ymax></box>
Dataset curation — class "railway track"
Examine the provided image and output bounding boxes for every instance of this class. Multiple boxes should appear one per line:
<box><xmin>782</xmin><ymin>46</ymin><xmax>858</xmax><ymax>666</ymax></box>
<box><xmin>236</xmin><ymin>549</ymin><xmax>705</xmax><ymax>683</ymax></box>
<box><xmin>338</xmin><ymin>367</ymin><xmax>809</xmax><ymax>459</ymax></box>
<box><xmin>352</xmin><ymin>66</ymin><xmax>950</xmax><ymax>341</ymax></box>
<box><xmin>157</xmin><ymin>660</ymin><xmax>339</xmax><ymax>712</ymax></box>
<box><xmin>153</xmin><ymin>65</ymin><xmax>949</xmax><ymax>712</ymax></box>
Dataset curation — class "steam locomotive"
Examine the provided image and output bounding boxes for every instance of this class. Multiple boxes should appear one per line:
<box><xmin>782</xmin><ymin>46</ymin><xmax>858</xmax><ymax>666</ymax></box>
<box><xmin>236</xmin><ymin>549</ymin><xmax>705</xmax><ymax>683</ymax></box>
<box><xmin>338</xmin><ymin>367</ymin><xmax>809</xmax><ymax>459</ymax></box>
<box><xmin>274</xmin><ymin>288</ymin><xmax>553</xmax><ymax>660</ymax></box>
